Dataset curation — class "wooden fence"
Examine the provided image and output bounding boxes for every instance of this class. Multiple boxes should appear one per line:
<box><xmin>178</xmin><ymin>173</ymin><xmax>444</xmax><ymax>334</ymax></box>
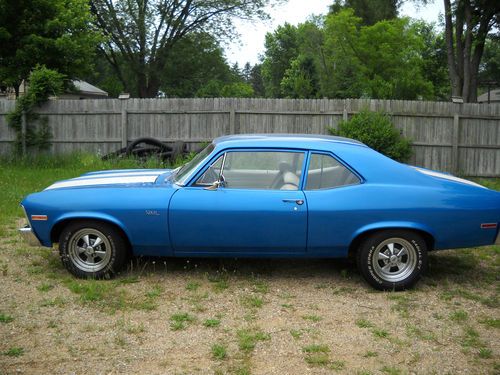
<box><xmin>0</xmin><ymin>98</ymin><xmax>499</xmax><ymax>177</ymax></box>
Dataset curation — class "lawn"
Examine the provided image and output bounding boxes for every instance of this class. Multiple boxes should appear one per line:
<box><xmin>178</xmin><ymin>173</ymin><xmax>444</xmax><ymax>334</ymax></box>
<box><xmin>0</xmin><ymin>155</ymin><xmax>498</xmax><ymax>374</ymax></box>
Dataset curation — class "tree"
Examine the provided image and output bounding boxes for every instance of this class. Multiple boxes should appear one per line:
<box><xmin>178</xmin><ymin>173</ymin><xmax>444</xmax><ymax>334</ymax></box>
<box><xmin>324</xmin><ymin>9</ymin><xmax>433</xmax><ymax>99</ymax></box>
<box><xmin>280</xmin><ymin>55</ymin><xmax>320</xmax><ymax>98</ymax></box>
<box><xmin>329</xmin><ymin>0</ymin><xmax>401</xmax><ymax>26</ymax></box>
<box><xmin>443</xmin><ymin>0</ymin><xmax>500</xmax><ymax>102</ymax></box>
<box><xmin>160</xmin><ymin>32</ymin><xmax>234</xmax><ymax>97</ymax></box>
<box><xmin>479</xmin><ymin>36</ymin><xmax>500</xmax><ymax>87</ymax></box>
<box><xmin>261</xmin><ymin>23</ymin><xmax>300</xmax><ymax>97</ymax></box>
<box><xmin>0</xmin><ymin>0</ymin><xmax>100</xmax><ymax>96</ymax></box>
<box><xmin>90</xmin><ymin>0</ymin><xmax>275</xmax><ymax>98</ymax></box>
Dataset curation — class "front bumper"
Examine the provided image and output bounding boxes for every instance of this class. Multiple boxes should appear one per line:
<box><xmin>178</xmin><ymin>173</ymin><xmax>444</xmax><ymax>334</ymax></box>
<box><xmin>18</xmin><ymin>225</ymin><xmax>42</xmax><ymax>247</ymax></box>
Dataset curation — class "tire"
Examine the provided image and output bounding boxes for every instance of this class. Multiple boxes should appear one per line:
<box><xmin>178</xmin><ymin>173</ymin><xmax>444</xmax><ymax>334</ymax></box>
<box><xmin>356</xmin><ymin>230</ymin><xmax>427</xmax><ymax>291</ymax></box>
<box><xmin>59</xmin><ymin>221</ymin><xmax>128</xmax><ymax>279</ymax></box>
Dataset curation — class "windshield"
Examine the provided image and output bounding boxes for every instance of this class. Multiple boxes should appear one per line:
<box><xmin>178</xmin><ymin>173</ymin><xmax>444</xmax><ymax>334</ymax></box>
<box><xmin>174</xmin><ymin>143</ymin><xmax>215</xmax><ymax>185</ymax></box>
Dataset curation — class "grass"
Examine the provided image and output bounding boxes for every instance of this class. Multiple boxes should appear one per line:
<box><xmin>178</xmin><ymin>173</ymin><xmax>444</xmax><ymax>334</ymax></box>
<box><xmin>241</xmin><ymin>295</ymin><xmax>264</xmax><ymax>309</ymax></box>
<box><xmin>302</xmin><ymin>314</ymin><xmax>322</xmax><ymax>322</ymax></box>
<box><xmin>237</xmin><ymin>328</ymin><xmax>271</xmax><ymax>352</ymax></box>
<box><xmin>0</xmin><ymin>313</ymin><xmax>14</xmax><ymax>323</ymax></box>
<box><xmin>303</xmin><ymin>344</ymin><xmax>330</xmax><ymax>367</ymax></box>
<box><xmin>211</xmin><ymin>343</ymin><xmax>227</xmax><ymax>360</ymax></box>
<box><xmin>203</xmin><ymin>318</ymin><xmax>221</xmax><ymax>328</ymax></box>
<box><xmin>4</xmin><ymin>347</ymin><xmax>24</xmax><ymax>357</ymax></box>
<box><xmin>355</xmin><ymin>318</ymin><xmax>374</xmax><ymax>328</ymax></box>
<box><xmin>170</xmin><ymin>312</ymin><xmax>196</xmax><ymax>331</ymax></box>
<box><xmin>449</xmin><ymin>310</ymin><xmax>469</xmax><ymax>322</ymax></box>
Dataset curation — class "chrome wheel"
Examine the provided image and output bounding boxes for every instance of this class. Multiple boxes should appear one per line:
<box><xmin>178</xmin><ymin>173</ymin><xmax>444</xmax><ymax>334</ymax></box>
<box><xmin>68</xmin><ymin>228</ymin><xmax>112</xmax><ymax>273</ymax></box>
<box><xmin>372</xmin><ymin>238</ymin><xmax>417</xmax><ymax>283</ymax></box>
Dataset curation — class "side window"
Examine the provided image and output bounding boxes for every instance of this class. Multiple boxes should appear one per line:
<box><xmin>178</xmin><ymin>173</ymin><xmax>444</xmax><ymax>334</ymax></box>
<box><xmin>194</xmin><ymin>155</ymin><xmax>223</xmax><ymax>186</ymax></box>
<box><xmin>201</xmin><ymin>150</ymin><xmax>304</xmax><ymax>190</ymax></box>
<box><xmin>305</xmin><ymin>153</ymin><xmax>359</xmax><ymax>190</ymax></box>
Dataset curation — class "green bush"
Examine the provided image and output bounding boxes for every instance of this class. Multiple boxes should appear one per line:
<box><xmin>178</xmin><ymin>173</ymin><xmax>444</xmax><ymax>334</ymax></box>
<box><xmin>328</xmin><ymin>110</ymin><xmax>412</xmax><ymax>162</ymax></box>
<box><xmin>7</xmin><ymin>65</ymin><xmax>65</xmax><ymax>152</ymax></box>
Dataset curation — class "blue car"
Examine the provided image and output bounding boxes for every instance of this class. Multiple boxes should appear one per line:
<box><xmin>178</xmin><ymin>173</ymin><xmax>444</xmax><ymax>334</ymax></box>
<box><xmin>19</xmin><ymin>134</ymin><xmax>500</xmax><ymax>290</ymax></box>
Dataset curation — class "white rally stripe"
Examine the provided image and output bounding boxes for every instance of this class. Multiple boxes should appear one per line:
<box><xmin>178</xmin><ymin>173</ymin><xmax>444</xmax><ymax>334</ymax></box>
<box><xmin>45</xmin><ymin>175</ymin><xmax>159</xmax><ymax>190</ymax></box>
<box><xmin>414</xmin><ymin>167</ymin><xmax>486</xmax><ymax>188</ymax></box>
<box><xmin>73</xmin><ymin>172</ymin><xmax>163</xmax><ymax>180</ymax></box>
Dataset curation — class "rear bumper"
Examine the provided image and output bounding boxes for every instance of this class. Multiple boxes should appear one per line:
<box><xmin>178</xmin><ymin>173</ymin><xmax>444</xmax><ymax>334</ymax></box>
<box><xmin>18</xmin><ymin>225</ymin><xmax>42</xmax><ymax>247</ymax></box>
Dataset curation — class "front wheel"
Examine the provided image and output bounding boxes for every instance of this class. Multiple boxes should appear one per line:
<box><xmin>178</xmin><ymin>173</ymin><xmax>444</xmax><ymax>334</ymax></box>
<box><xmin>59</xmin><ymin>221</ymin><xmax>128</xmax><ymax>279</ymax></box>
<box><xmin>357</xmin><ymin>230</ymin><xmax>427</xmax><ymax>291</ymax></box>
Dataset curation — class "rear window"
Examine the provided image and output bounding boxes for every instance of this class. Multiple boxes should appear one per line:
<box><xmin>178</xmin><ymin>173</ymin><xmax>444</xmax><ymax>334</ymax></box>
<box><xmin>305</xmin><ymin>153</ymin><xmax>359</xmax><ymax>190</ymax></box>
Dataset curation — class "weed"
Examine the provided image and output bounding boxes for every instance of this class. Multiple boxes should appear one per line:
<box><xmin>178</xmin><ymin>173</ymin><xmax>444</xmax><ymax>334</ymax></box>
<box><xmin>302</xmin><ymin>314</ymin><xmax>322</xmax><ymax>322</ymax></box>
<box><xmin>0</xmin><ymin>313</ymin><xmax>13</xmax><ymax>323</ymax></box>
<box><xmin>381</xmin><ymin>366</ymin><xmax>402</xmax><ymax>375</ymax></box>
<box><xmin>478</xmin><ymin>348</ymin><xmax>492</xmax><ymax>359</ymax></box>
<box><xmin>355</xmin><ymin>318</ymin><xmax>373</xmax><ymax>328</ymax></box>
<box><xmin>478</xmin><ymin>318</ymin><xmax>500</xmax><ymax>329</ymax></box>
<box><xmin>372</xmin><ymin>328</ymin><xmax>390</xmax><ymax>339</ymax></box>
<box><xmin>4</xmin><ymin>347</ymin><xmax>24</xmax><ymax>357</ymax></box>
<box><xmin>203</xmin><ymin>318</ymin><xmax>221</xmax><ymax>328</ymax></box>
<box><xmin>252</xmin><ymin>280</ymin><xmax>269</xmax><ymax>294</ymax></box>
<box><xmin>237</xmin><ymin>328</ymin><xmax>270</xmax><ymax>352</ymax></box>
<box><xmin>461</xmin><ymin>326</ymin><xmax>481</xmax><ymax>348</ymax></box>
<box><xmin>363</xmin><ymin>351</ymin><xmax>378</xmax><ymax>358</ymax></box>
<box><xmin>211</xmin><ymin>343</ymin><xmax>227</xmax><ymax>360</ymax></box>
<box><xmin>449</xmin><ymin>310</ymin><xmax>468</xmax><ymax>322</ymax></box>
<box><xmin>241</xmin><ymin>295</ymin><xmax>264</xmax><ymax>308</ymax></box>
<box><xmin>303</xmin><ymin>344</ymin><xmax>330</xmax><ymax>353</ymax></box>
<box><xmin>290</xmin><ymin>329</ymin><xmax>303</xmax><ymax>339</ymax></box>
<box><xmin>186</xmin><ymin>281</ymin><xmax>201</xmax><ymax>291</ymax></box>
<box><xmin>170</xmin><ymin>312</ymin><xmax>196</xmax><ymax>331</ymax></box>
<box><xmin>40</xmin><ymin>296</ymin><xmax>67</xmax><ymax>307</ymax></box>
<box><xmin>330</xmin><ymin>360</ymin><xmax>346</xmax><ymax>370</ymax></box>
<box><xmin>37</xmin><ymin>283</ymin><xmax>54</xmax><ymax>292</ymax></box>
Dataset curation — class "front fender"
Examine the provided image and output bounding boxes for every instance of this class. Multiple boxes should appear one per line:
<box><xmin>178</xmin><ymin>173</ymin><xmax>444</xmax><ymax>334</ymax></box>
<box><xmin>46</xmin><ymin>212</ymin><xmax>131</xmax><ymax>247</ymax></box>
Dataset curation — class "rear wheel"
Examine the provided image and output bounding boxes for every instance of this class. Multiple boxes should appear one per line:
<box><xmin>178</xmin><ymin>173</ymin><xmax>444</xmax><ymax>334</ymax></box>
<box><xmin>59</xmin><ymin>221</ymin><xmax>128</xmax><ymax>279</ymax></box>
<box><xmin>356</xmin><ymin>230</ymin><xmax>427</xmax><ymax>291</ymax></box>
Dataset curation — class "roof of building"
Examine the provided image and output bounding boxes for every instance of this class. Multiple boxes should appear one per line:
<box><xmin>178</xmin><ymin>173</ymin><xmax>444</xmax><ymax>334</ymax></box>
<box><xmin>477</xmin><ymin>89</ymin><xmax>500</xmax><ymax>103</ymax></box>
<box><xmin>72</xmin><ymin>80</ymin><xmax>108</xmax><ymax>97</ymax></box>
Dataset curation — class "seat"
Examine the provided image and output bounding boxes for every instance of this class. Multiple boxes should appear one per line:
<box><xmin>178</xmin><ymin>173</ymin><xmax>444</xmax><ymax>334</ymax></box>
<box><xmin>280</xmin><ymin>171</ymin><xmax>299</xmax><ymax>190</ymax></box>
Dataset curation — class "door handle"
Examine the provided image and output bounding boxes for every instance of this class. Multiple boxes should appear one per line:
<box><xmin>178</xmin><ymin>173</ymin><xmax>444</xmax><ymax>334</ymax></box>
<box><xmin>282</xmin><ymin>199</ymin><xmax>304</xmax><ymax>205</ymax></box>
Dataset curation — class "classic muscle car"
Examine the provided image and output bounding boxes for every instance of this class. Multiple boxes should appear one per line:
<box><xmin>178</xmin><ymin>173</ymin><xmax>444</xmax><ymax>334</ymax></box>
<box><xmin>19</xmin><ymin>134</ymin><xmax>500</xmax><ymax>290</ymax></box>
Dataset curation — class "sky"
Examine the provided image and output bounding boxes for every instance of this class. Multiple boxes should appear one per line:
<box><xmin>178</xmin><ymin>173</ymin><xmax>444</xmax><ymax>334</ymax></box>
<box><xmin>225</xmin><ymin>0</ymin><xmax>443</xmax><ymax>67</ymax></box>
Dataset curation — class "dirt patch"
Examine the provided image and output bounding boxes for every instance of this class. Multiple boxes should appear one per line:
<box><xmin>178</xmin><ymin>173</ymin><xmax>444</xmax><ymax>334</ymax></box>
<box><xmin>0</xmin><ymin>224</ymin><xmax>498</xmax><ymax>375</ymax></box>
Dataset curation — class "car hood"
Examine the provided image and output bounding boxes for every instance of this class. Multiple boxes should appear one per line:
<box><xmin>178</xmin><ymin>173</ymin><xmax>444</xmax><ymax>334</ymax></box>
<box><xmin>44</xmin><ymin>169</ymin><xmax>173</xmax><ymax>191</ymax></box>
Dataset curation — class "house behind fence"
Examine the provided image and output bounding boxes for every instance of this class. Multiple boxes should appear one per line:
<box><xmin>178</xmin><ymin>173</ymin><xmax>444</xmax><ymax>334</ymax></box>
<box><xmin>0</xmin><ymin>98</ymin><xmax>499</xmax><ymax>177</ymax></box>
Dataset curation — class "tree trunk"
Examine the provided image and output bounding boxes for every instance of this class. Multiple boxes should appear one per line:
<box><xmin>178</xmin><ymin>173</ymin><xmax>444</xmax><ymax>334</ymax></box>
<box><xmin>443</xmin><ymin>0</ymin><xmax>462</xmax><ymax>98</ymax></box>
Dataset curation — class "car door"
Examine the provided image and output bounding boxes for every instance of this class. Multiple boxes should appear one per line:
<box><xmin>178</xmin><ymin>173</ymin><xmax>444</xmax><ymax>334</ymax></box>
<box><xmin>169</xmin><ymin>149</ymin><xmax>308</xmax><ymax>255</ymax></box>
<box><xmin>302</xmin><ymin>152</ymin><xmax>363</xmax><ymax>256</ymax></box>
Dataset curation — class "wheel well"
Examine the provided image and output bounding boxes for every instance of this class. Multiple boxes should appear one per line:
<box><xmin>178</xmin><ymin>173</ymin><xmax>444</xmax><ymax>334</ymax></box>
<box><xmin>51</xmin><ymin>218</ymin><xmax>132</xmax><ymax>251</ymax></box>
<box><xmin>347</xmin><ymin>228</ymin><xmax>435</xmax><ymax>259</ymax></box>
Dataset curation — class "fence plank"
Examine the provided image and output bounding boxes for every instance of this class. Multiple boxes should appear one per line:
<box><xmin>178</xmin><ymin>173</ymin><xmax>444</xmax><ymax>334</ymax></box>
<box><xmin>0</xmin><ymin>98</ymin><xmax>499</xmax><ymax>177</ymax></box>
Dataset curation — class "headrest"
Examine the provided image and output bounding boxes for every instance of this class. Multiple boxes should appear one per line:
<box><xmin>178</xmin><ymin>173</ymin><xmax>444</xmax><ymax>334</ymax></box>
<box><xmin>283</xmin><ymin>171</ymin><xmax>299</xmax><ymax>186</ymax></box>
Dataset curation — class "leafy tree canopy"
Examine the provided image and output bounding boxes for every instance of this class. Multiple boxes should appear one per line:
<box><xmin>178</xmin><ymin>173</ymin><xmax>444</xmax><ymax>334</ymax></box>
<box><xmin>0</xmin><ymin>0</ymin><xmax>100</xmax><ymax>96</ymax></box>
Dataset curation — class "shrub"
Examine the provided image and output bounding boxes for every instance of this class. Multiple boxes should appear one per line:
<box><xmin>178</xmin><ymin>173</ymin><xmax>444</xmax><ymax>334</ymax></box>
<box><xmin>328</xmin><ymin>110</ymin><xmax>412</xmax><ymax>162</ymax></box>
<box><xmin>7</xmin><ymin>65</ymin><xmax>65</xmax><ymax>153</ymax></box>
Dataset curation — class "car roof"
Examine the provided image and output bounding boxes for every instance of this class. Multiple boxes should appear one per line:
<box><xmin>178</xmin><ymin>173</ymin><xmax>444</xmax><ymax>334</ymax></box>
<box><xmin>213</xmin><ymin>134</ymin><xmax>366</xmax><ymax>148</ymax></box>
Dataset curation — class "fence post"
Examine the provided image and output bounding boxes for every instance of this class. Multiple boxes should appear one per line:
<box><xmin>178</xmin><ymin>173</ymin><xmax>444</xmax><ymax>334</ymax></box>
<box><xmin>121</xmin><ymin>103</ymin><xmax>128</xmax><ymax>148</ymax></box>
<box><xmin>21</xmin><ymin>111</ymin><xmax>27</xmax><ymax>157</ymax></box>
<box><xmin>229</xmin><ymin>109</ymin><xmax>236</xmax><ymax>134</ymax></box>
<box><xmin>452</xmin><ymin>114</ymin><xmax>460</xmax><ymax>174</ymax></box>
<box><xmin>342</xmin><ymin>100</ymin><xmax>348</xmax><ymax>122</ymax></box>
